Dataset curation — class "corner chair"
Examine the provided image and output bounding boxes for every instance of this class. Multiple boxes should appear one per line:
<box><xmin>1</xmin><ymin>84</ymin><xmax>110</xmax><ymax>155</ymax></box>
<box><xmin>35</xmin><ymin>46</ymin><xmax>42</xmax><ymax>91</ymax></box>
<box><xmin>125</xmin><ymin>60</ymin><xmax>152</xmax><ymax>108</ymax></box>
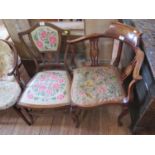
<box><xmin>65</xmin><ymin>22</ymin><xmax>144</xmax><ymax>127</ymax></box>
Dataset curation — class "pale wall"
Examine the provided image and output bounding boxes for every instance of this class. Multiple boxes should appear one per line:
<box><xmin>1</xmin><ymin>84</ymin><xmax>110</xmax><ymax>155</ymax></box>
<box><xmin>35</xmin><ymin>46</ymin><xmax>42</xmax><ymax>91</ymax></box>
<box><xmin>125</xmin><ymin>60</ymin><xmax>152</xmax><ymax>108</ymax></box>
<box><xmin>85</xmin><ymin>19</ymin><xmax>118</xmax><ymax>63</ymax></box>
<box><xmin>3</xmin><ymin>19</ymin><xmax>117</xmax><ymax>61</ymax></box>
<box><xmin>3</xmin><ymin>19</ymin><xmax>31</xmax><ymax>58</ymax></box>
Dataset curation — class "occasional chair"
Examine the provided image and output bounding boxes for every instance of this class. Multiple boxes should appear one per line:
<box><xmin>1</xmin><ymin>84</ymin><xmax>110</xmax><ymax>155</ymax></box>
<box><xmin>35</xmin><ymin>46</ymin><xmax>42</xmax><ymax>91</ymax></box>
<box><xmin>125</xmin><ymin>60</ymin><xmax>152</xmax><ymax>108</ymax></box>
<box><xmin>65</xmin><ymin>22</ymin><xmax>144</xmax><ymax>127</ymax></box>
<box><xmin>18</xmin><ymin>22</ymin><xmax>71</xmax><ymax>124</ymax></box>
<box><xmin>0</xmin><ymin>39</ymin><xmax>32</xmax><ymax>125</ymax></box>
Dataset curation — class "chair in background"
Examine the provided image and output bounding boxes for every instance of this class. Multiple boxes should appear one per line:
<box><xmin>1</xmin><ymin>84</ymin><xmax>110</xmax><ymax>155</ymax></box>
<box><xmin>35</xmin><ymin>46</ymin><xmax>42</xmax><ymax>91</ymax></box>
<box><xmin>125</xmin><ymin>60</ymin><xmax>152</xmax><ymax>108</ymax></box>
<box><xmin>18</xmin><ymin>22</ymin><xmax>71</xmax><ymax>124</ymax></box>
<box><xmin>0</xmin><ymin>39</ymin><xmax>32</xmax><ymax>125</ymax></box>
<box><xmin>65</xmin><ymin>22</ymin><xmax>144</xmax><ymax>127</ymax></box>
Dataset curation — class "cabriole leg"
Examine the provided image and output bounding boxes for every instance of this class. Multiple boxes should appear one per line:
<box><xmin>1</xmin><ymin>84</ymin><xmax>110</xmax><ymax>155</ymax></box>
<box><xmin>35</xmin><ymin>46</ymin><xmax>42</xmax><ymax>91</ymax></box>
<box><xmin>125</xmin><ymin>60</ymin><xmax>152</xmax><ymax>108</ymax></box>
<box><xmin>118</xmin><ymin>105</ymin><xmax>128</xmax><ymax>126</ymax></box>
<box><xmin>70</xmin><ymin>106</ymin><xmax>81</xmax><ymax>128</ymax></box>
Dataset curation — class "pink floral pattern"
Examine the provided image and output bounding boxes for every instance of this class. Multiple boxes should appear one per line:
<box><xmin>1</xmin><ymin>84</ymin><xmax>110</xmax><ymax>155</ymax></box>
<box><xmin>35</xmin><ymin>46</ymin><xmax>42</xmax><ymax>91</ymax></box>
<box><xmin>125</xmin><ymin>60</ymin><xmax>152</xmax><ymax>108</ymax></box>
<box><xmin>40</xmin><ymin>31</ymin><xmax>47</xmax><ymax>40</ymax></box>
<box><xmin>31</xmin><ymin>26</ymin><xmax>59</xmax><ymax>52</ymax></box>
<box><xmin>71</xmin><ymin>66</ymin><xmax>125</xmax><ymax>107</ymax></box>
<box><xmin>57</xmin><ymin>94</ymin><xmax>65</xmax><ymax>100</ymax></box>
<box><xmin>19</xmin><ymin>71</ymin><xmax>70</xmax><ymax>105</ymax></box>
<box><xmin>49</xmin><ymin>35</ymin><xmax>56</xmax><ymax>45</ymax></box>
<box><xmin>36</xmin><ymin>41</ymin><xmax>43</xmax><ymax>49</ymax></box>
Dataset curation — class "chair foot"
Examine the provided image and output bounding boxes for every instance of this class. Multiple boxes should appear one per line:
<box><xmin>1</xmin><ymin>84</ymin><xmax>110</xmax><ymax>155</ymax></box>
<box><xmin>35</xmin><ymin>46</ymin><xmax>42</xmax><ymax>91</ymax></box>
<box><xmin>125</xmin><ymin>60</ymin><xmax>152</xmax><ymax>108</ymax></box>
<box><xmin>75</xmin><ymin>117</ymin><xmax>80</xmax><ymax>128</ymax></box>
<box><xmin>117</xmin><ymin>105</ymin><xmax>128</xmax><ymax>126</ymax></box>
<box><xmin>13</xmin><ymin>106</ymin><xmax>33</xmax><ymax>125</ymax></box>
<box><xmin>71</xmin><ymin>107</ymin><xmax>81</xmax><ymax>128</ymax></box>
<box><xmin>64</xmin><ymin>108</ymin><xmax>68</xmax><ymax>114</ymax></box>
<box><xmin>81</xmin><ymin>110</ymin><xmax>88</xmax><ymax>121</ymax></box>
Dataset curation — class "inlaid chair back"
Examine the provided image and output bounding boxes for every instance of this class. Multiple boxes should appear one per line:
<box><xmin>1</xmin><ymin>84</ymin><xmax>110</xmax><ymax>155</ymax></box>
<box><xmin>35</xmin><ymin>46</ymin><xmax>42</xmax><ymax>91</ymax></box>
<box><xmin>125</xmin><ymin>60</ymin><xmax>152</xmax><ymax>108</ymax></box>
<box><xmin>19</xmin><ymin>22</ymin><xmax>70</xmax><ymax>72</ymax></box>
<box><xmin>66</xmin><ymin>22</ymin><xmax>141</xmax><ymax>66</ymax></box>
<box><xmin>103</xmin><ymin>22</ymin><xmax>143</xmax><ymax>80</ymax></box>
<box><xmin>104</xmin><ymin>22</ymin><xmax>142</xmax><ymax>67</ymax></box>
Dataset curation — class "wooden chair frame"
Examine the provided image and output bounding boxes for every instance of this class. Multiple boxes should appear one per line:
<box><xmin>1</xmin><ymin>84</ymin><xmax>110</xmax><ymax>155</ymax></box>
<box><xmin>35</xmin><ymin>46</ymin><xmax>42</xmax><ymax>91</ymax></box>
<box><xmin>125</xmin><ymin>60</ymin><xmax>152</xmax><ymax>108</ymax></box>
<box><xmin>17</xmin><ymin>22</ymin><xmax>71</xmax><ymax>124</ymax></box>
<box><xmin>65</xmin><ymin>22</ymin><xmax>144</xmax><ymax>127</ymax></box>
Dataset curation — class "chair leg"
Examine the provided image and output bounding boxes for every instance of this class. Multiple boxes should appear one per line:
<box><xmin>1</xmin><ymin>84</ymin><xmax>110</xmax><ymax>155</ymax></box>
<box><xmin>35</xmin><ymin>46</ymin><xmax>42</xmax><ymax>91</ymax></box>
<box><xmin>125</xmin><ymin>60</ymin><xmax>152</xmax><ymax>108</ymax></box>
<box><xmin>13</xmin><ymin>106</ymin><xmax>33</xmax><ymax>125</ymax></box>
<box><xmin>117</xmin><ymin>105</ymin><xmax>128</xmax><ymax>126</ymax></box>
<box><xmin>80</xmin><ymin>110</ymin><xmax>88</xmax><ymax>122</ymax></box>
<box><xmin>70</xmin><ymin>107</ymin><xmax>81</xmax><ymax>128</ymax></box>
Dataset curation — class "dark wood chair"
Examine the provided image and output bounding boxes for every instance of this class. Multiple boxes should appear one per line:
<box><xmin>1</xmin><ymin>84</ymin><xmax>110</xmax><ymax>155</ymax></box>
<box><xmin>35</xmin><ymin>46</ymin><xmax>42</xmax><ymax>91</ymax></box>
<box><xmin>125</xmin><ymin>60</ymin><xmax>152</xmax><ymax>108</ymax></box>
<box><xmin>65</xmin><ymin>22</ymin><xmax>144</xmax><ymax>127</ymax></box>
<box><xmin>0</xmin><ymin>39</ymin><xmax>32</xmax><ymax>125</ymax></box>
<box><xmin>18</xmin><ymin>22</ymin><xmax>71</xmax><ymax>124</ymax></box>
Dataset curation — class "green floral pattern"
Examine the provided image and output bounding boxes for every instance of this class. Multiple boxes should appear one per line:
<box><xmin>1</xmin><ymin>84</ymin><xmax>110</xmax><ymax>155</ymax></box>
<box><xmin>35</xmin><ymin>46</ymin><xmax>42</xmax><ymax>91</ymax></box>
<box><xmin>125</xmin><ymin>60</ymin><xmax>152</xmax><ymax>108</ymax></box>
<box><xmin>19</xmin><ymin>71</ymin><xmax>70</xmax><ymax>106</ymax></box>
<box><xmin>71</xmin><ymin>66</ymin><xmax>125</xmax><ymax>107</ymax></box>
<box><xmin>31</xmin><ymin>26</ymin><xmax>59</xmax><ymax>52</ymax></box>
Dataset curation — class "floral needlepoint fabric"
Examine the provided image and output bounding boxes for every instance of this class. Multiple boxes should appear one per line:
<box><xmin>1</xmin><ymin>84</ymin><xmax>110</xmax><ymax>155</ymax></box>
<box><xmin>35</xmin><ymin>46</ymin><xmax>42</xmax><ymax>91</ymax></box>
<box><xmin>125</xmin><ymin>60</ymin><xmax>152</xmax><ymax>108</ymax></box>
<box><xmin>71</xmin><ymin>66</ymin><xmax>125</xmax><ymax>107</ymax></box>
<box><xmin>0</xmin><ymin>81</ymin><xmax>21</xmax><ymax>110</ymax></box>
<box><xmin>31</xmin><ymin>26</ymin><xmax>59</xmax><ymax>52</ymax></box>
<box><xmin>19</xmin><ymin>71</ymin><xmax>70</xmax><ymax>107</ymax></box>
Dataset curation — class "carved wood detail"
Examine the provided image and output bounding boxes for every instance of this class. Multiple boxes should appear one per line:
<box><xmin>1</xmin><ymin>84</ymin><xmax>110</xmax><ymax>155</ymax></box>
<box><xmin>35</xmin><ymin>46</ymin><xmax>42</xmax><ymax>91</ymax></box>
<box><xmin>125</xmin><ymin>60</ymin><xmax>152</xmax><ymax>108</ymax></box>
<box><xmin>66</xmin><ymin>22</ymin><xmax>144</xmax><ymax>126</ymax></box>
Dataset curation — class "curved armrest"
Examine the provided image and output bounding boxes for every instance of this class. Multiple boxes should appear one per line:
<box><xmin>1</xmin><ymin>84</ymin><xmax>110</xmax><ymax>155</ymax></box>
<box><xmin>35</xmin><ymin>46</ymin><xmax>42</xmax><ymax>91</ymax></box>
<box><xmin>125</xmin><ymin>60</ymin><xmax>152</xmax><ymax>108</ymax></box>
<box><xmin>67</xmin><ymin>33</ymin><xmax>104</xmax><ymax>44</ymax></box>
<box><xmin>125</xmin><ymin>48</ymin><xmax>144</xmax><ymax>103</ymax></box>
<box><xmin>133</xmin><ymin>48</ymin><xmax>144</xmax><ymax>80</ymax></box>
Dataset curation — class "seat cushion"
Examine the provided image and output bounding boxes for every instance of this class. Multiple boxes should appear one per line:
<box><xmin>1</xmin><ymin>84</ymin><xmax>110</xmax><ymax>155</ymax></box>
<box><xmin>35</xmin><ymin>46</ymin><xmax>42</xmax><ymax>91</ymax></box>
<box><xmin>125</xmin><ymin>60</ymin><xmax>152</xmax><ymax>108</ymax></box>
<box><xmin>71</xmin><ymin>66</ymin><xmax>126</xmax><ymax>107</ymax></box>
<box><xmin>18</xmin><ymin>70</ymin><xmax>71</xmax><ymax>108</ymax></box>
<box><xmin>0</xmin><ymin>81</ymin><xmax>21</xmax><ymax>110</ymax></box>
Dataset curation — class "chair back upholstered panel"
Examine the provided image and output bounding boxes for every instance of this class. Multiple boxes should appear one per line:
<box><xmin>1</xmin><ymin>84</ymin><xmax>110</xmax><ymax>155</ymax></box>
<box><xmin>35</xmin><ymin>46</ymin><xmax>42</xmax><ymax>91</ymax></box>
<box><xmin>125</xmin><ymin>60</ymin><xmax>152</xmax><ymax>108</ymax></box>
<box><xmin>0</xmin><ymin>40</ymin><xmax>14</xmax><ymax>81</ymax></box>
<box><xmin>18</xmin><ymin>22</ymin><xmax>70</xmax><ymax>73</ymax></box>
<box><xmin>31</xmin><ymin>26</ymin><xmax>59</xmax><ymax>52</ymax></box>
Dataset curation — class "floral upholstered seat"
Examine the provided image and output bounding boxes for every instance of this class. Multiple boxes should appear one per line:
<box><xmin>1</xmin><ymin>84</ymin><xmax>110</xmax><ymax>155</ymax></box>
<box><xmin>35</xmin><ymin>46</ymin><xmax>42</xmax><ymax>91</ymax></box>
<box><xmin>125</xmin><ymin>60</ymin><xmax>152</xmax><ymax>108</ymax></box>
<box><xmin>71</xmin><ymin>66</ymin><xmax>126</xmax><ymax>108</ymax></box>
<box><xmin>0</xmin><ymin>81</ymin><xmax>21</xmax><ymax>110</ymax></box>
<box><xmin>19</xmin><ymin>70</ymin><xmax>71</xmax><ymax>108</ymax></box>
